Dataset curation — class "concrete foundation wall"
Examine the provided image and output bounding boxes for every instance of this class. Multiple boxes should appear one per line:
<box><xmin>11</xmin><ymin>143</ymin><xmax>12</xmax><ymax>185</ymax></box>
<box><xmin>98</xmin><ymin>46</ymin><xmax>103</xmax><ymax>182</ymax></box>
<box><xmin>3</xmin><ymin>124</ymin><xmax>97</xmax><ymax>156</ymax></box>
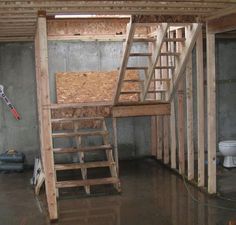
<box><xmin>0</xmin><ymin>43</ymin><xmax>39</xmax><ymax>164</ymax></box>
<box><xmin>0</xmin><ymin>39</ymin><xmax>235</xmax><ymax>164</ymax></box>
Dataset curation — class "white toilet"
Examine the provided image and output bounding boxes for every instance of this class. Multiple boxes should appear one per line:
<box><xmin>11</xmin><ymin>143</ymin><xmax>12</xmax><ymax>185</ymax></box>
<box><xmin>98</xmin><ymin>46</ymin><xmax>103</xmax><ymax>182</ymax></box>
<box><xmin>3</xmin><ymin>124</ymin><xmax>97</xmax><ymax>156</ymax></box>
<box><xmin>219</xmin><ymin>140</ymin><xmax>236</xmax><ymax>168</ymax></box>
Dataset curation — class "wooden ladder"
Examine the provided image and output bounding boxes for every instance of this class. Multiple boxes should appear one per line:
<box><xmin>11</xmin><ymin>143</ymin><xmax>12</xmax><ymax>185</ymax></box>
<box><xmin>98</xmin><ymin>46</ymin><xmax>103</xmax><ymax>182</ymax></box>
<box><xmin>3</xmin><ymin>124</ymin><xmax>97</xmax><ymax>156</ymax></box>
<box><xmin>51</xmin><ymin>116</ymin><xmax>121</xmax><ymax>194</ymax></box>
<box><xmin>113</xmin><ymin>17</ymin><xmax>201</xmax><ymax>104</ymax></box>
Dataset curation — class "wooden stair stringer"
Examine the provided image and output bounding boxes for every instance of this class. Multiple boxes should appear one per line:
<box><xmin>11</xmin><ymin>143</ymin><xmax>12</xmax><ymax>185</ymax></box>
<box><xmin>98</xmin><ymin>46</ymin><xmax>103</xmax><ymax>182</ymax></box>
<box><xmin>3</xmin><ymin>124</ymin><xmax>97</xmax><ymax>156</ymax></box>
<box><xmin>141</xmin><ymin>23</ymin><xmax>169</xmax><ymax>102</ymax></box>
<box><xmin>168</xmin><ymin>23</ymin><xmax>201</xmax><ymax>101</ymax></box>
<box><xmin>113</xmin><ymin>16</ymin><xmax>136</xmax><ymax>105</ymax></box>
<box><xmin>102</xmin><ymin>120</ymin><xmax>121</xmax><ymax>192</ymax></box>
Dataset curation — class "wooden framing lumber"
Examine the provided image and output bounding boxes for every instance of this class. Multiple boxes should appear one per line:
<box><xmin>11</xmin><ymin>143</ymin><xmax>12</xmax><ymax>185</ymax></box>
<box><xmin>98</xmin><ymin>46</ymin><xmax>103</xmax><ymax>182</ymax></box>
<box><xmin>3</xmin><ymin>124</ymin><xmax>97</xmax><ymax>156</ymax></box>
<box><xmin>141</xmin><ymin>23</ymin><xmax>168</xmax><ymax>101</ymax></box>
<box><xmin>170</xmin><ymin>101</ymin><xmax>176</xmax><ymax>169</ymax></box>
<box><xmin>186</xmin><ymin>55</ymin><xmax>194</xmax><ymax>181</ymax></box>
<box><xmin>206</xmin><ymin>25</ymin><xmax>216</xmax><ymax>194</ymax></box>
<box><xmin>156</xmin><ymin>116</ymin><xmax>163</xmax><ymax>160</ymax></box>
<box><xmin>35</xmin><ymin>14</ymin><xmax>57</xmax><ymax>221</ymax></box>
<box><xmin>206</xmin><ymin>6</ymin><xmax>236</xmax><ymax>21</ymax></box>
<box><xmin>207</xmin><ymin>12</ymin><xmax>236</xmax><ymax>34</ymax></box>
<box><xmin>35</xmin><ymin>27</ymin><xmax>43</xmax><ymax>167</ymax></box>
<box><xmin>163</xmin><ymin>115</ymin><xmax>170</xmax><ymax>164</ymax></box>
<box><xmin>112</xmin><ymin>117</ymin><xmax>119</xmax><ymax>175</ymax></box>
<box><xmin>56</xmin><ymin>177</ymin><xmax>119</xmax><ymax>189</ymax></box>
<box><xmin>196</xmin><ymin>28</ymin><xmax>205</xmax><ymax>187</ymax></box>
<box><xmin>113</xmin><ymin>17</ymin><xmax>135</xmax><ymax>104</ymax></box>
<box><xmin>54</xmin><ymin>161</ymin><xmax>114</xmax><ymax>171</ymax></box>
<box><xmin>168</xmin><ymin>23</ymin><xmax>201</xmax><ymax>101</ymax></box>
<box><xmin>112</xmin><ymin>104</ymin><xmax>170</xmax><ymax>118</ymax></box>
<box><xmin>73</xmin><ymin>121</ymin><xmax>90</xmax><ymax>194</ymax></box>
<box><xmin>151</xmin><ymin>116</ymin><xmax>157</xmax><ymax>157</ymax></box>
<box><xmin>177</xmin><ymin>81</ymin><xmax>185</xmax><ymax>175</ymax></box>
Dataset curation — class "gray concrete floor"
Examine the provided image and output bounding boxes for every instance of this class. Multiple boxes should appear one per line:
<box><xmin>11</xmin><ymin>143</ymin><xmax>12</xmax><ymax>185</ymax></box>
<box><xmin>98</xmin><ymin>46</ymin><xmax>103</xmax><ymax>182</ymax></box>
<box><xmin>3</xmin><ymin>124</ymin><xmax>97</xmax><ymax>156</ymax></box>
<box><xmin>0</xmin><ymin>158</ymin><xmax>236</xmax><ymax>225</ymax></box>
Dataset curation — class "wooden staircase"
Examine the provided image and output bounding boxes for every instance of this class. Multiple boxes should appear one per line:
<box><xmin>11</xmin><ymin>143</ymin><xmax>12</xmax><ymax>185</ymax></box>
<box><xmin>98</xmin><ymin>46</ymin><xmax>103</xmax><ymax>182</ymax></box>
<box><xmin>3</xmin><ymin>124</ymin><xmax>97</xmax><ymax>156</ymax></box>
<box><xmin>51</xmin><ymin>116</ymin><xmax>121</xmax><ymax>195</ymax></box>
<box><xmin>113</xmin><ymin>17</ymin><xmax>201</xmax><ymax>104</ymax></box>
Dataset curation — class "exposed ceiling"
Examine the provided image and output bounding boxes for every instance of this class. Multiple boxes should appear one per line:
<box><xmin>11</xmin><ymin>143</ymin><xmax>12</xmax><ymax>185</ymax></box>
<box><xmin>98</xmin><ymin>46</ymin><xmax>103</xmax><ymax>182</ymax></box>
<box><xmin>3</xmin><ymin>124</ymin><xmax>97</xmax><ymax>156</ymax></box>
<box><xmin>0</xmin><ymin>0</ymin><xmax>235</xmax><ymax>42</ymax></box>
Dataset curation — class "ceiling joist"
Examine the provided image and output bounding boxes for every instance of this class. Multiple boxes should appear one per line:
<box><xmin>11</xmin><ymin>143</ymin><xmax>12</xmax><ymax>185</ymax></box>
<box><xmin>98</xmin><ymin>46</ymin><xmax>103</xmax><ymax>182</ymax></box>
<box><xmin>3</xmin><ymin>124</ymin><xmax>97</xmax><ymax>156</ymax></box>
<box><xmin>0</xmin><ymin>0</ymin><xmax>234</xmax><ymax>42</ymax></box>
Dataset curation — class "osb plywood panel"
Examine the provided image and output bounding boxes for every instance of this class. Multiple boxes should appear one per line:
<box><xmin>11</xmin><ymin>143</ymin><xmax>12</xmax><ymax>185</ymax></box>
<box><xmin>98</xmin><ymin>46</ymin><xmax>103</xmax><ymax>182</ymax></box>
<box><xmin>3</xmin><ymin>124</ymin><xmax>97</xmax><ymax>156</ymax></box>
<box><xmin>56</xmin><ymin>70</ymin><xmax>140</xmax><ymax>104</ymax></box>
<box><xmin>47</xmin><ymin>18</ymin><xmax>149</xmax><ymax>36</ymax></box>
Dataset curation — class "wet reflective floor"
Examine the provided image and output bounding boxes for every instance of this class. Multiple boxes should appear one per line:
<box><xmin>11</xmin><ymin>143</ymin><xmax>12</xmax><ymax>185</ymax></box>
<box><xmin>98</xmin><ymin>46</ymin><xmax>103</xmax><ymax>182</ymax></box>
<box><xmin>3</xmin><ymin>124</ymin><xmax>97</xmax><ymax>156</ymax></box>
<box><xmin>0</xmin><ymin>158</ymin><xmax>236</xmax><ymax>225</ymax></box>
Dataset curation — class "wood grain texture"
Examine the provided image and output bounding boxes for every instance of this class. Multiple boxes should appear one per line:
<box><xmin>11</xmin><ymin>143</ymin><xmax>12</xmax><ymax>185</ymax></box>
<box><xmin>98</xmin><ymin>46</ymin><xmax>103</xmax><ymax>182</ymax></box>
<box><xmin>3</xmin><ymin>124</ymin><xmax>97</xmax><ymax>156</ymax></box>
<box><xmin>56</xmin><ymin>70</ymin><xmax>140</xmax><ymax>103</ymax></box>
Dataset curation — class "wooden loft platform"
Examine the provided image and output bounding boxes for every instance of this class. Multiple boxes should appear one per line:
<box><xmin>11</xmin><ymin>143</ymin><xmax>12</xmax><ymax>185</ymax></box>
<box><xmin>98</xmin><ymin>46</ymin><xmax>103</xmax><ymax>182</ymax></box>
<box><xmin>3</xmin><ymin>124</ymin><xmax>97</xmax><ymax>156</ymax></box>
<box><xmin>0</xmin><ymin>0</ymin><xmax>236</xmax><ymax>42</ymax></box>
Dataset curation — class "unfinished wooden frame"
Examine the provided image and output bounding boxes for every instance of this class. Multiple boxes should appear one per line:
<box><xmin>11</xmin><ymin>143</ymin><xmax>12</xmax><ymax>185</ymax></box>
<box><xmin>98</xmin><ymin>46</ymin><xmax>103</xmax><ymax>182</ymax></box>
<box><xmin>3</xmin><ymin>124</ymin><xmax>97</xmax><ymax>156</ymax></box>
<box><xmin>33</xmin><ymin>8</ymin><xmax>236</xmax><ymax>219</ymax></box>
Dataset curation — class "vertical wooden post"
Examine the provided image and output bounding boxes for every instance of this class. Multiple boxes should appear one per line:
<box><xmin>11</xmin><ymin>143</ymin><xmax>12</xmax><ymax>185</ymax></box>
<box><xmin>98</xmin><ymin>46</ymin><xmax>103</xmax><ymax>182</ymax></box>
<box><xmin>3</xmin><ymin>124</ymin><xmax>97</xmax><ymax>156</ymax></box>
<box><xmin>151</xmin><ymin>116</ymin><xmax>157</xmax><ymax>156</ymax></box>
<box><xmin>169</xmin><ymin>30</ymin><xmax>177</xmax><ymax>169</ymax></box>
<box><xmin>35</xmin><ymin>28</ymin><xmax>44</xmax><ymax>165</ymax></box>
<box><xmin>36</xmin><ymin>13</ymin><xmax>58</xmax><ymax>220</ymax></box>
<box><xmin>176</xmin><ymin>28</ymin><xmax>185</xmax><ymax>174</ymax></box>
<box><xmin>163</xmin><ymin>115</ymin><xmax>170</xmax><ymax>164</ymax></box>
<box><xmin>162</xmin><ymin>39</ymin><xmax>170</xmax><ymax>164</ymax></box>
<box><xmin>156</xmin><ymin>116</ymin><xmax>163</xmax><ymax>160</ymax></box>
<box><xmin>196</xmin><ymin>27</ymin><xmax>205</xmax><ymax>187</ymax></box>
<box><xmin>177</xmin><ymin>82</ymin><xmax>185</xmax><ymax>174</ymax></box>
<box><xmin>186</xmin><ymin>55</ymin><xmax>194</xmax><ymax>180</ymax></box>
<box><xmin>170</xmin><ymin>101</ymin><xmax>176</xmax><ymax>169</ymax></box>
<box><xmin>206</xmin><ymin>25</ymin><xmax>216</xmax><ymax>194</ymax></box>
<box><xmin>112</xmin><ymin>117</ymin><xmax>119</xmax><ymax>175</ymax></box>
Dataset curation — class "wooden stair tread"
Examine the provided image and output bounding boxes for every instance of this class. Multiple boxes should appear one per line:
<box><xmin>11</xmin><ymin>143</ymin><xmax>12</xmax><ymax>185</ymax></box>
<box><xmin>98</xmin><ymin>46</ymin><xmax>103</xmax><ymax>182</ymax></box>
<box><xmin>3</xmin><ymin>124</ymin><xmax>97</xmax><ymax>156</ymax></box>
<box><xmin>129</xmin><ymin>53</ymin><xmax>152</xmax><ymax>57</ymax></box>
<box><xmin>155</xmin><ymin>66</ymin><xmax>175</xmax><ymax>69</ymax></box>
<box><xmin>52</xmin><ymin>130</ymin><xmax>109</xmax><ymax>138</ymax></box>
<box><xmin>133</xmin><ymin>37</ymin><xmax>155</xmax><ymax>42</ymax></box>
<box><xmin>160</xmin><ymin>52</ymin><xmax>180</xmax><ymax>56</ymax></box>
<box><xmin>51</xmin><ymin>117</ymin><xmax>104</xmax><ymax>123</ymax></box>
<box><xmin>164</xmin><ymin>37</ymin><xmax>186</xmax><ymax>42</ymax></box>
<box><xmin>120</xmin><ymin>90</ymin><xmax>141</xmax><ymax>94</ymax></box>
<box><xmin>123</xmin><ymin>79</ymin><xmax>143</xmax><ymax>82</ymax></box>
<box><xmin>53</xmin><ymin>144</ymin><xmax>112</xmax><ymax>153</ymax></box>
<box><xmin>126</xmin><ymin>66</ymin><xmax>148</xmax><ymax>70</ymax></box>
<box><xmin>148</xmin><ymin>89</ymin><xmax>167</xmax><ymax>93</ymax></box>
<box><xmin>126</xmin><ymin>66</ymin><xmax>174</xmax><ymax>70</ymax></box>
<box><xmin>56</xmin><ymin>177</ymin><xmax>120</xmax><ymax>188</ymax></box>
<box><xmin>55</xmin><ymin>161</ymin><xmax>115</xmax><ymax>171</ymax></box>
<box><xmin>151</xmin><ymin>78</ymin><xmax>170</xmax><ymax>82</ymax></box>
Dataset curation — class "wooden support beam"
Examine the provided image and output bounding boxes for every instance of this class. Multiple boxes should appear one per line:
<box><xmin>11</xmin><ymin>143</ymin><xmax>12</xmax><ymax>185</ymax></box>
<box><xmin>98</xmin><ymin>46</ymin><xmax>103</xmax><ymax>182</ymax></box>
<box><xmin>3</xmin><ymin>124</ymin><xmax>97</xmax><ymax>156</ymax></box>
<box><xmin>156</xmin><ymin>116</ymin><xmax>163</xmax><ymax>160</ymax></box>
<box><xmin>186</xmin><ymin>55</ymin><xmax>194</xmax><ymax>181</ymax></box>
<box><xmin>168</xmin><ymin>23</ymin><xmax>201</xmax><ymax>101</ymax></box>
<box><xmin>206</xmin><ymin>25</ymin><xmax>216</xmax><ymax>194</ymax></box>
<box><xmin>112</xmin><ymin>117</ymin><xmax>119</xmax><ymax>175</ymax></box>
<box><xmin>176</xmin><ymin>29</ymin><xmax>185</xmax><ymax>175</ymax></box>
<box><xmin>141</xmin><ymin>23</ymin><xmax>168</xmax><ymax>101</ymax></box>
<box><xmin>170</xmin><ymin>101</ymin><xmax>176</xmax><ymax>169</ymax></box>
<box><xmin>35</xmin><ymin>25</ymin><xmax>43</xmax><ymax>167</ymax></box>
<box><xmin>112</xmin><ymin>104</ymin><xmax>170</xmax><ymax>118</ymax></box>
<box><xmin>207</xmin><ymin>12</ymin><xmax>236</xmax><ymax>34</ymax></box>
<box><xmin>177</xmin><ymin>82</ymin><xmax>185</xmax><ymax>175</ymax></box>
<box><xmin>151</xmin><ymin>116</ymin><xmax>157</xmax><ymax>157</ymax></box>
<box><xmin>196</xmin><ymin>28</ymin><xmax>205</xmax><ymax>187</ymax></box>
<box><xmin>206</xmin><ymin>6</ymin><xmax>236</xmax><ymax>21</ymax></box>
<box><xmin>163</xmin><ymin>115</ymin><xmax>170</xmax><ymax>164</ymax></box>
<box><xmin>113</xmin><ymin>17</ymin><xmax>135</xmax><ymax>104</ymax></box>
<box><xmin>36</xmin><ymin>15</ymin><xmax>58</xmax><ymax>220</ymax></box>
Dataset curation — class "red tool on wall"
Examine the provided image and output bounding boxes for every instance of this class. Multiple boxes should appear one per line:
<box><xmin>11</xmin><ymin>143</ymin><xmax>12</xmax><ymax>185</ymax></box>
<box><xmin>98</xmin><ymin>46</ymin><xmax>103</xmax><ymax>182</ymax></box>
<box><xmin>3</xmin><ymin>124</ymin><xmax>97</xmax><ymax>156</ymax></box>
<box><xmin>0</xmin><ymin>85</ymin><xmax>21</xmax><ymax>120</ymax></box>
